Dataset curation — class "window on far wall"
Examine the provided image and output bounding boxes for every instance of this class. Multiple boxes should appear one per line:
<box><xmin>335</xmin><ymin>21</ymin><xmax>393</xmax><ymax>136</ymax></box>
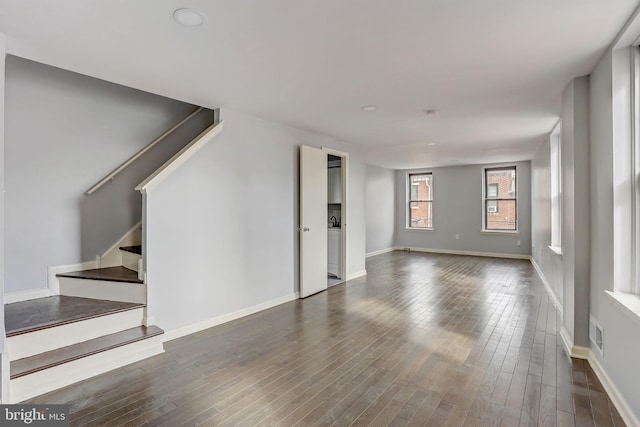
<box><xmin>408</xmin><ymin>173</ymin><xmax>433</xmax><ymax>228</ymax></box>
<box><xmin>484</xmin><ymin>166</ymin><xmax>517</xmax><ymax>231</ymax></box>
<box><xmin>550</xmin><ymin>121</ymin><xmax>562</xmax><ymax>250</ymax></box>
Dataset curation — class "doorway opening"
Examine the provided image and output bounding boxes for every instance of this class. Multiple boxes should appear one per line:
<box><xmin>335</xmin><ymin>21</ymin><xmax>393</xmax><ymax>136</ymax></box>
<box><xmin>326</xmin><ymin>151</ymin><xmax>347</xmax><ymax>287</ymax></box>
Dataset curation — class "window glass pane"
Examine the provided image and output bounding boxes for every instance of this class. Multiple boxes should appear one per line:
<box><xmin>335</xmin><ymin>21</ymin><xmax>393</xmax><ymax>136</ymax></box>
<box><xmin>487</xmin><ymin>183</ymin><xmax>498</xmax><ymax>198</ymax></box>
<box><xmin>486</xmin><ymin>169</ymin><xmax>515</xmax><ymax>199</ymax></box>
<box><xmin>410</xmin><ymin>174</ymin><xmax>432</xmax><ymax>201</ymax></box>
<box><xmin>409</xmin><ymin>201</ymin><xmax>432</xmax><ymax>228</ymax></box>
<box><xmin>486</xmin><ymin>200</ymin><xmax>516</xmax><ymax>230</ymax></box>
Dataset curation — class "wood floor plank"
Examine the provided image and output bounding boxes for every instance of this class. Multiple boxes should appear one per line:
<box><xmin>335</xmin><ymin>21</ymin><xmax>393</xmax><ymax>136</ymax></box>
<box><xmin>21</xmin><ymin>252</ymin><xmax>624</xmax><ymax>426</ymax></box>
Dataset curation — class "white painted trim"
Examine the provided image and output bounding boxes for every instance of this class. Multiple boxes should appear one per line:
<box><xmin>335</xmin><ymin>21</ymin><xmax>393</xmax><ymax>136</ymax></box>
<box><xmin>6</xmin><ymin>308</ymin><xmax>144</xmax><ymax>360</ymax></box>
<box><xmin>163</xmin><ymin>292</ymin><xmax>298</xmax><ymax>342</ymax></box>
<box><xmin>99</xmin><ymin>221</ymin><xmax>142</xmax><ymax>268</ymax></box>
<box><xmin>571</xmin><ymin>345</ymin><xmax>590</xmax><ymax>360</ymax></box>
<box><xmin>605</xmin><ymin>290</ymin><xmax>640</xmax><ymax>328</ymax></box>
<box><xmin>346</xmin><ymin>270</ymin><xmax>367</xmax><ymax>280</ymax></box>
<box><xmin>559</xmin><ymin>326</ymin><xmax>574</xmax><ymax>360</ymax></box>
<box><xmin>86</xmin><ymin>106</ymin><xmax>205</xmax><ymax>195</ymax></box>
<box><xmin>587</xmin><ymin>350</ymin><xmax>640</xmax><ymax>427</ymax></box>
<box><xmin>548</xmin><ymin>245</ymin><xmax>563</xmax><ymax>256</ymax></box>
<box><xmin>555</xmin><ymin>332</ymin><xmax>640</xmax><ymax>427</ymax></box>
<box><xmin>136</xmin><ymin>121</ymin><xmax>224</xmax><ymax>194</ymax></box>
<box><xmin>394</xmin><ymin>246</ymin><xmax>531</xmax><ymax>260</ymax></box>
<box><xmin>47</xmin><ymin>260</ymin><xmax>97</xmax><ymax>296</ymax></box>
<box><xmin>322</xmin><ymin>146</ymin><xmax>349</xmax><ymax>285</ymax></box>
<box><xmin>9</xmin><ymin>336</ymin><xmax>164</xmax><ymax>403</ymax></box>
<box><xmin>0</xmin><ymin>353</ymin><xmax>9</xmax><ymax>404</ymax></box>
<box><xmin>404</xmin><ymin>227</ymin><xmax>435</xmax><ymax>232</ymax></box>
<box><xmin>59</xmin><ymin>277</ymin><xmax>146</xmax><ymax>304</ymax></box>
<box><xmin>480</xmin><ymin>230</ymin><xmax>520</xmax><ymax>235</ymax></box>
<box><xmin>530</xmin><ymin>258</ymin><xmax>564</xmax><ymax>318</ymax></box>
<box><xmin>3</xmin><ymin>288</ymin><xmax>56</xmax><ymax>304</ymax></box>
<box><xmin>366</xmin><ymin>247</ymin><xmax>395</xmax><ymax>258</ymax></box>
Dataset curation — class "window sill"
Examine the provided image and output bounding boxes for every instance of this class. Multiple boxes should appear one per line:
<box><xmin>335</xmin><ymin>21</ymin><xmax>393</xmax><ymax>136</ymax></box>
<box><xmin>480</xmin><ymin>230</ymin><xmax>519</xmax><ymax>235</ymax></box>
<box><xmin>548</xmin><ymin>246</ymin><xmax>563</xmax><ymax>256</ymax></box>
<box><xmin>605</xmin><ymin>291</ymin><xmax>640</xmax><ymax>328</ymax></box>
<box><xmin>405</xmin><ymin>227</ymin><xmax>434</xmax><ymax>232</ymax></box>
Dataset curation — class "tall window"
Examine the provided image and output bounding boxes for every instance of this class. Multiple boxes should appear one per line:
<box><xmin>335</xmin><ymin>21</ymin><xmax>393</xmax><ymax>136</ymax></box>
<box><xmin>408</xmin><ymin>173</ymin><xmax>433</xmax><ymax>228</ymax></box>
<box><xmin>550</xmin><ymin>121</ymin><xmax>562</xmax><ymax>251</ymax></box>
<box><xmin>484</xmin><ymin>166</ymin><xmax>517</xmax><ymax>231</ymax></box>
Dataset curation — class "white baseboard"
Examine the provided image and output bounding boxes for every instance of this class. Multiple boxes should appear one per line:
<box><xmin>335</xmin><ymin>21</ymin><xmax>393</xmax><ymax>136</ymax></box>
<box><xmin>559</xmin><ymin>326</ymin><xmax>575</xmax><ymax>360</ymax></box>
<box><xmin>587</xmin><ymin>350</ymin><xmax>640</xmax><ymax>427</ymax></box>
<box><xmin>47</xmin><ymin>260</ymin><xmax>97</xmax><ymax>296</ymax></box>
<box><xmin>163</xmin><ymin>292</ymin><xmax>298</xmax><ymax>343</ymax></box>
<box><xmin>346</xmin><ymin>270</ymin><xmax>367</xmax><ymax>280</ymax></box>
<box><xmin>366</xmin><ymin>247</ymin><xmax>395</xmax><ymax>258</ymax></box>
<box><xmin>3</xmin><ymin>288</ymin><xmax>56</xmax><ymax>304</ymax></box>
<box><xmin>394</xmin><ymin>246</ymin><xmax>531</xmax><ymax>260</ymax></box>
<box><xmin>530</xmin><ymin>258</ymin><xmax>564</xmax><ymax>318</ymax></box>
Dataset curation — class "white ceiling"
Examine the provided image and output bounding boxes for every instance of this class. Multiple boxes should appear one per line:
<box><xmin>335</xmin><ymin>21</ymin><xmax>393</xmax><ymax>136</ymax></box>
<box><xmin>1</xmin><ymin>0</ymin><xmax>638</xmax><ymax>169</ymax></box>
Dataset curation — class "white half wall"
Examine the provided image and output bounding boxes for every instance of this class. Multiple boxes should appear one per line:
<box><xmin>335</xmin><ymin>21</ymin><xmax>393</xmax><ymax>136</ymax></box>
<box><xmin>144</xmin><ymin>108</ymin><xmax>367</xmax><ymax>332</ymax></box>
<box><xmin>365</xmin><ymin>164</ymin><xmax>395</xmax><ymax>255</ymax></box>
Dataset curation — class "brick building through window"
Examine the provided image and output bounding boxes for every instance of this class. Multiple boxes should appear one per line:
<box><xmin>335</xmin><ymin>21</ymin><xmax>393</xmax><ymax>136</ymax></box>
<box><xmin>484</xmin><ymin>167</ymin><xmax>517</xmax><ymax>230</ymax></box>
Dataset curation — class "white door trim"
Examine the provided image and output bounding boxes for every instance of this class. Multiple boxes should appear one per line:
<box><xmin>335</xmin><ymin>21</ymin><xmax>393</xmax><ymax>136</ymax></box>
<box><xmin>322</xmin><ymin>147</ymin><xmax>349</xmax><ymax>281</ymax></box>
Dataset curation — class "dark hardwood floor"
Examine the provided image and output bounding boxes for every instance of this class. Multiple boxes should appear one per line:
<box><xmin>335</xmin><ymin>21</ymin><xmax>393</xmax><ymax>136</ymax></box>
<box><xmin>28</xmin><ymin>252</ymin><xmax>625</xmax><ymax>426</ymax></box>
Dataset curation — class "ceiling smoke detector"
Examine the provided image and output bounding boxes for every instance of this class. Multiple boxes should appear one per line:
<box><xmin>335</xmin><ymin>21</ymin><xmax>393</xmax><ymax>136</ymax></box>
<box><xmin>425</xmin><ymin>109</ymin><xmax>438</xmax><ymax>116</ymax></box>
<box><xmin>173</xmin><ymin>8</ymin><xmax>207</xmax><ymax>27</ymax></box>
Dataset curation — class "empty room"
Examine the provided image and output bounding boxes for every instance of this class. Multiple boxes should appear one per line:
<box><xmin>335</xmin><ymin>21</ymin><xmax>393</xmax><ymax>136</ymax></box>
<box><xmin>1</xmin><ymin>1</ymin><xmax>640</xmax><ymax>426</ymax></box>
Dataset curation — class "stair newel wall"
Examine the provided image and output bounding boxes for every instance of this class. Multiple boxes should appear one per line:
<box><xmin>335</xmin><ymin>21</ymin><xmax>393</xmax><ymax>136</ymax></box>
<box><xmin>140</xmin><ymin>193</ymin><xmax>154</xmax><ymax>327</ymax></box>
<box><xmin>136</xmin><ymin>120</ymin><xmax>223</xmax><ymax>332</ymax></box>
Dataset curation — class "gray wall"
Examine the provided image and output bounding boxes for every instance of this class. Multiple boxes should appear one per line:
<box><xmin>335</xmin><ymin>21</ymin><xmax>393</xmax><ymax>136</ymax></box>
<box><xmin>531</xmin><ymin>49</ymin><xmax>640</xmax><ymax>420</ymax></box>
<box><xmin>531</xmin><ymin>137</ymin><xmax>564</xmax><ymax>305</ymax></box>
<box><xmin>365</xmin><ymin>164</ymin><xmax>395</xmax><ymax>254</ymax></box>
<box><xmin>144</xmin><ymin>108</ymin><xmax>367</xmax><ymax>332</ymax></box>
<box><xmin>394</xmin><ymin>162</ymin><xmax>532</xmax><ymax>256</ymax></box>
<box><xmin>4</xmin><ymin>56</ymin><xmax>211</xmax><ymax>293</ymax></box>
<box><xmin>588</xmin><ymin>46</ymin><xmax>640</xmax><ymax>418</ymax></box>
<box><xmin>561</xmin><ymin>76</ymin><xmax>591</xmax><ymax>347</ymax></box>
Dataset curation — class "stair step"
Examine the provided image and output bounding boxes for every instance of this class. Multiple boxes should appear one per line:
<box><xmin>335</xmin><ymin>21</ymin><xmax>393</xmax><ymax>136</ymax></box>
<box><xmin>11</xmin><ymin>326</ymin><xmax>163</xmax><ymax>379</ymax></box>
<box><xmin>120</xmin><ymin>245</ymin><xmax>142</xmax><ymax>255</ymax></box>
<box><xmin>57</xmin><ymin>266</ymin><xmax>143</xmax><ymax>284</ymax></box>
<box><xmin>5</xmin><ymin>296</ymin><xmax>144</xmax><ymax>337</ymax></box>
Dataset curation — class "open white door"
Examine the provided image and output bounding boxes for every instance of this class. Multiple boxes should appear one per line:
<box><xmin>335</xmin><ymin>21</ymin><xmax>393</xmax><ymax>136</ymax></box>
<box><xmin>299</xmin><ymin>145</ymin><xmax>328</xmax><ymax>298</ymax></box>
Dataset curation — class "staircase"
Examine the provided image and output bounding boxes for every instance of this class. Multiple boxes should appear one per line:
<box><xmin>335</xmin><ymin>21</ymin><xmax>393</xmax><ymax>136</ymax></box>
<box><xmin>4</xmin><ymin>244</ymin><xmax>164</xmax><ymax>403</ymax></box>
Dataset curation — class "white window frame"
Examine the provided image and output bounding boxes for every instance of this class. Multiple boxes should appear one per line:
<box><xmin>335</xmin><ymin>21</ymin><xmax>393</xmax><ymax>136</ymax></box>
<box><xmin>407</xmin><ymin>172</ymin><xmax>433</xmax><ymax>230</ymax></box>
<box><xmin>549</xmin><ymin>120</ymin><xmax>563</xmax><ymax>255</ymax></box>
<box><xmin>482</xmin><ymin>165</ymin><xmax>518</xmax><ymax>233</ymax></box>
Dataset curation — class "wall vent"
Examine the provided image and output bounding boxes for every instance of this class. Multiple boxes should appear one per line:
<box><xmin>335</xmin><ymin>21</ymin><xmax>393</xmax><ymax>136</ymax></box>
<box><xmin>589</xmin><ymin>315</ymin><xmax>604</xmax><ymax>356</ymax></box>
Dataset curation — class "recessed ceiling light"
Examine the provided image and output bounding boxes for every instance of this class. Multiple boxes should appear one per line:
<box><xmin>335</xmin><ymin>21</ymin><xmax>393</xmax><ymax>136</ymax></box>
<box><xmin>427</xmin><ymin>142</ymin><xmax>437</xmax><ymax>146</ymax></box>
<box><xmin>425</xmin><ymin>109</ymin><xmax>438</xmax><ymax>116</ymax></box>
<box><xmin>173</xmin><ymin>8</ymin><xmax>207</xmax><ymax>27</ymax></box>
<box><xmin>361</xmin><ymin>105</ymin><xmax>378</xmax><ymax>112</ymax></box>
